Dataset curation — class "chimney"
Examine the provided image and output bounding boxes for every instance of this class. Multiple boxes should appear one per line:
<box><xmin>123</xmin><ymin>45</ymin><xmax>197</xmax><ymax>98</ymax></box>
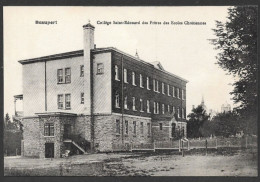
<box><xmin>83</xmin><ymin>22</ymin><xmax>95</xmax><ymax>114</ymax></box>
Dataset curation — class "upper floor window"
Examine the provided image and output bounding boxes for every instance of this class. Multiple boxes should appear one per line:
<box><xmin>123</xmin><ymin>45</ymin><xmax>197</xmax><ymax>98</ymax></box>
<box><xmin>58</xmin><ymin>94</ymin><xmax>63</xmax><ymax>109</ymax></box>
<box><xmin>116</xmin><ymin>120</ymin><xmax>120</xmax><ymax>134</ymax></box>
<box><xmin>44</xmin><ymin>123</ymin><xmax>54</xmax><ymax>136</ymax></box>
<box><xmin>65</xmin><ymin>94</ymin><xmax>71</xmax><ymax>109</ymax></box>
<box><xmin>140</xmin><ymin>99</ymin><xmax>143</xmax><ymax>112</ymax></box>
<box><xmin>153</xmin><ymin>79</ymin><xmax>156</xmax><ymax>91</ymax></box>
<box><xmin>182</xmin><ymin>89</ymin><xmax>185</xmax><ymax>100</ymax></box>
<box><xmin>156</xmin><ymin>81</ymin><xmax>159</xmax><ymax>92</ymax></box>
<box><xmin>162</xmin><ymin>104</ymin><xmax>165</xmax><ymax>114</ymax></box>
<box><xmin>173</xmin><ymin>86</ymin><xmax>175</xmax><ymax>97</ymax></box>
<box><xmin>97</xmin><ymin>63</ymin><xmax>104</xmax><ymax>74</ymax></box>
<box><xmin>182</xmin><ymin>108</ymin><xmax>185</xmax><ymax>119</ymax></box>
<box><xmin>124</xmin><ymin>69</ymin><xmax>128</xmax><ymax>83</ymax></box>
<box><xmin>168</xmin><ymin>105</ymin><xmax>170</xmax><ymax>113</ymax></box>
<box><xmin>147</xmin><ymin>77</ymin><xmax>150</xmax><ymax>90</ymax></box>
<box><xmin>154</xmin><ymin>102</ymin><xmax>156</xmax><ymax>114</ymax></box>
<box><xmin>132</xmin><ymin>97</ymin><xmax>136</xmax><ymax>111</ymax></box>
<box><xmin>140</xmin><ymin>74</ymin><xmax>144</xmax><ymax>88</ymax></box>
<box><xmin>167</xmin><ymin>85</ymin><xmax>170</xmax><ymax>96</ymax></box>
<box><xmin>80</xmin><ymin>65</ymin><xmax>84</xmax><ymax>77</ymax></box>
<box><xmin>162</xmin><ymin>83</ymin><xmax>165</xmax><ymax>94</ymax></box>
<box><xmin>140</xmin><ymin>122</ymin><xmax>144</xmax><ymax>135</ymax></box>
<box><xmin>133</xmin><ymin>121</ymin><xmax>136</xmax><ymax>135</ymax></box>
<box><xmin>57</xmin><ymin>69</ymin><xmax>63</xmax><ymax>83</ymax></box>
<box><xmin>132</xmin><ymin>72</ymin><xmax>136</xmax><ymax>85</ymax></box>
<box><xmin>81</xmin><ymin>93</ymin><xmax>84</xmax><ymax>104</ymax></box>
<box><xmin>177</xmin><ymin>107</ymin><xmax>180</xmax><ymax>118</ymax></box>
<box><xmin>115</xmin><ymin>93</ymin><xmax>120</xmax><ymax>108</ymax></box>
<box><xmin>157</xmin><ymin>102</ymin><xmax>159</xmax><ymax>114</ymax></box>
<box><xmin>177</xmin><ymin>88</ymin><xmax>180</xmax><ymax>99</ymax></box>
<box><xmin>173</xmin><ymin>106</ymin><xmax>175</xmax><ymax>114</ymax></box>
<box><xmin>124</xmin><ymin>96</ymin><xmax>128</xmax><ymax>109</ymax></box>
<box><xmin>147</xmin><ymin>100</ymin><xmax>150</xmax><ymax>113</ymax></box>
<box><xmin>115</xmin><ymin>65</ymin><xmax>120</xmax><ymax>81</ymax></box>
<box><xmin>125</xmin><ymin>120</ymin><xmax>128</xmax><ymax>135</ymax></box>
<box><xmin>65</xmin><ymin>68</ymin><xmax>71</xmax><ymax>83</ymax></box>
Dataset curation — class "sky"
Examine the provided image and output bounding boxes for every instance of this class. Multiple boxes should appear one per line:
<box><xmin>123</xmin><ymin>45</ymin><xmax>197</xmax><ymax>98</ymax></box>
<box><xmin>4</xmin><ymin>6</ymin><xmax>237</xmax><ymax>117</ymax></box>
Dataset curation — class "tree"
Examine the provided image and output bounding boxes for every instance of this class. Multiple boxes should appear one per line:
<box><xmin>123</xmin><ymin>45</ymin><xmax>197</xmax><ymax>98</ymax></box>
<box><xmin>4</xmin><ymin>113</ymin><xmax>16</xmax><ymax>130</ymax></box>
<box><xmin>211</xmin><ymin>6</ymin><xmax>257</xmax><ymax>134</ymax></box>
<box><xmin>187</xmin><ymin>105</ymin><xmax>210</xmax><ymax>138</ymax></box>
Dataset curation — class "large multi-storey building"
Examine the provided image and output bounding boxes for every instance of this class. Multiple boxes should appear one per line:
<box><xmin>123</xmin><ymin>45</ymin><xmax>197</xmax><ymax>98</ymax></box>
<box><xmin>17</xmin><ymin>23</ymin><xmax>188</xmax><ymax>158</ymax></box>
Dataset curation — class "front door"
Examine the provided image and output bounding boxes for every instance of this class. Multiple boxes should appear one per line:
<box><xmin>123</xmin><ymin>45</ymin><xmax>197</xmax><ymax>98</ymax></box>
<box><xmin>45</xmin><ymin>143</ymin><xmax>54</xmax><ymax>158</ymax></box>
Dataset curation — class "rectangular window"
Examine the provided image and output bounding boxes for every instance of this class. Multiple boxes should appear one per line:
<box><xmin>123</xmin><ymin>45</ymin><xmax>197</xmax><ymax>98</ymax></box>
<box><xmin>159</xmin><ymin>123</ymin><xmax>163</xmax><ymax>130</ymax></box>
<box><xmin>58</xmin><ymin>94</ymin><xmax>63</xmax><ymax>109</ymax></box>
<box><xmin>140</xmin><ymin>122</ymin><xmax>144</xmax><ymax>135</ymax></box>
<box><xmin>116</xmin><ymin>120</ymin><xmax>120</xmax><ymax>134</ymax></box>
<box><xmin>162</xmin><ymin>104</ymin><xmax>165</xmax><ymax>114</ymax></box>
<box><xmin>140</xmin><ymin>99</ymin><xmax>143</xmax><ymax>111</ymax></box>
<box><xmin>81</xmin><ymin>93</ymin><xmax>84</xmax><ymax>104</ymax></box>
<box><xmin>167</xmin><ymin>85</ymin><xmax>170</xmax><ymax>96</ymax></box>
<box><xmin>124</xmin><ymin>69</ymin><xmax>128</xmax><ymax>83</ymax></box>
<box><xmin>124</xmin><ymin>96</ymin><xmax>128</xmax><ymax>109</ymax></box>
<box><xmin>173</xmin><ymin>106</ymin><xmax>175</xmax><ymax>114</ymax></box>
<box><xmin>133</xmin><ymin>121</ymin><xmax>136</xmax><ymax>135</ymax></box>
<box><xmin>132</xmin><ymin>97</ymin><xmax>136</xmax><ymax>111</ymax></box>
<box><xmin>177</xmin><ymin>107</ymin><xmax>180</xmax><ymax>118</ymax></box>
<box><xmin>125</xmin><ymin>120</ymin><xmax>128</xmax><ymax>135</ymax></box>
<box><xmin>57</xmin><ymin>69</ymin><xmax>63</xmax><ymax>83</ymax></box>
<box><xmin>154</xmin><ymin>102</ymin><xmax>156</xmax><ymax>114</ymax></box>
<box><xmin>97</xmin><ymin>63</ymin><xmax>104</xmax><ymax>74</ymax></box>
<box><xmin>147</xmin><ymin>77</ymin><xmax>150</xmax><ymax>90</ymax></box>
<box><xmin>44</xmin><ymin>123</ymin><xmax>54</xmax><ymax>136</ymax></box>
<box><xmin>65</xmin><ymin>94</ymin><xmax>71</xmax><ymax>109</ymax></box>
<box><xmin>80</xmin><ymin>65</ymin><xmax>84</xmax><ymax>77</ymax></box>
<box><xmin>182</xmin><ymin>108</ymin><xmax>185</xmax><ymax>119</ymax></box>
<box><xmin>147</xmin><ymin>100</ymin><xmax>150</xmax><ymax>113</ymax></box>
<box><xmin>140</xmin><ymin>74</ymin><xmax>143</xmax><ymax>88</ymax></box>
<box><xmin>168</xmin><ymin>105</ymin><xmax>170</xmax><ymax>113</ymax></box>
<box><xmin>177</xmin><ymin>88</ymin><xmax>180</xmax><ymax>98</ymax></box>
<box><xmin>115</xmin><ymin>65</ymin><xmax>120</xmax><ymax>80</ymax></box>
<box><xmin>182</xmin><ymin>89</ymin><xmax>185</xmax><ymax>100</ymax></box>
<box><xmin>115</xmin><ymin>94</ymin><xmax>120</xmax><ymax>108</ymax></box>
<box><xmin>65</xmin><ymin>68</ymin><xmax>71</xmax><ymax>83</ymax></box>
<box><xmin>153</xmin><ymin>79</ymin><xmax>156</xmax><ymax>91</ymax></box>
<box><xmin>156</xmin><ymin>81</ymin><xmax>159</xmax><ymax>92</ymax></box>
<box><xmin>173</xmin><ymin>86</ymin><xmax>175</xmax><ymax>97</ymax></box>
<box><xmin>162</xmin><ymin>83</ymin><xmax>165</xmax><ymax>94</ymax></box>
<box><xmin>147</xmin><ymin>123</ymin><xmax>151</xmax><ymax>136</ymax></box>
<box><xmin>157</xmin><ymin>103</ymin><xmax>159</xmax><ymax>114</ymax></box>
<box><xmin>132</xmin><ymin>72</ymin><xmax>136</xmax><ymax>85</ymax></box>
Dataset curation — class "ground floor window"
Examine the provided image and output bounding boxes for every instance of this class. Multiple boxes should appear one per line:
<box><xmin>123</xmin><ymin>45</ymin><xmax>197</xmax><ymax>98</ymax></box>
<box><xmin>44</xmin><ymin>123</ymin><xmax>54</xmax><ymax>136</ymax></box>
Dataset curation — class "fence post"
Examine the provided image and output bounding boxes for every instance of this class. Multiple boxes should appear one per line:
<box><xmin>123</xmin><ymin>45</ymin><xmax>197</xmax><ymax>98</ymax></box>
<box><xmin>188</xmin><ymin>140</ymin><xmax>190</xmax><ymax>151</ymax></box>
<box><xmin>205</xmin><ymin>139</ymin><xmax>208</xmax><ymax>156</ymax></box>
<box><xmin>179</xmin><ymin>140</ymin><xmax>181</xmax><ymax>152</ymax></box>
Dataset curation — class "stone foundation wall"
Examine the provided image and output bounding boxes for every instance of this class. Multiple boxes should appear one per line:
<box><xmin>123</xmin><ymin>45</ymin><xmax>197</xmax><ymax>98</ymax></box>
<box><xmin>21</xmin><ymin>117</ymin><xmax>41</xmax><ymax>158</ymax></box>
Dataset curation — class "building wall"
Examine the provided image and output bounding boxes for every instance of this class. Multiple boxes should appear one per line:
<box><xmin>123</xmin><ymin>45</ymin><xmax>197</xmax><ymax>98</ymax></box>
<box><xmin>22</xmin><ymin>117</ymin><xmax>41</xmax><ymax>157</ymax></box>
<box><xmin>46</xmin><ymin>56</ymin><xmax>85</xmax><ymax>114</ymax></box>
<box><xmin>23</xmin><ymin>63</ymin><xmax>46</xmax><ymax>116</ymax></box>
<box><xmin>92</xmin><ymin>52</ymin><xmax>112</xmax><ymax>114</ymax></box>
<box><xmin>111</xmin><ymin>51</ymin><xmax>187</xmax><ymax>120</ymax></box>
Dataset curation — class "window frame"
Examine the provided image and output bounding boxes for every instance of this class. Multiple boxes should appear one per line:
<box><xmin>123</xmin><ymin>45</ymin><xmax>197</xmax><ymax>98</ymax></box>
<box><xmin>97</xmin><ymin>63</ymin><xmax>104</xmax><ymax>74</ymax></box>
<box><xmin>140</xmin><ymin>74</ymin><xmax>144</xmax><ymax>88</ymax></box>
<box><xmin>140</xmin><ymin>99</ymin><xmax>143</xmax><ymax>112</ymax></box>
<box><xmin>65</xmin><ymin>94</ymin><xmax>71</xmax><ymax>110</ymax></box>
<box><xmin>57</xmin><ymin>94</ymin><xmax>63</xmax><ymax>109</ymax></box>
<box><xmin>162</xmin><ymin>83</ymin><xmax>165</xmax><ymax>94</ymax></box>
<box><xmin>124</xmin><ymin>96</ymin><xmax>128</xmax><ymax>109</ymax></box>
<box><xmin>115</xmin><ymin>65</ymin><xmax>120</xmax><ymax>81</ymax></box>
<box><xmin>132</xmin><ymin>72</ymin><xmax>136</xmax><ymax>85</ymax></box>
<box><xmin>147</xmin><ymin>100</ymin><xmax>150</xmax><ymax>113</ymax></box>
<box><xmin>124</xmin><ymin>69</ymin><xmax>128</xmax><ymax>83</ymax></box>
<box><xmin>57</xmin><ymin>69</ymin><xmax>63</xmax><ymax>83</ymax></box>
<box><xmin>132</xmin><ymin>97</ymin><xmax>136</xmax><ymax>111</ymax></box>
<box><xmin>147</xmin><ymin>77</ymin><xmax>150</xmax><ymax>90</ymax></box>
<box><xmin>44</xmin><ymin>123</ymin><xmax>54</xmax><ymax>136</ymax></box>
<box><xmin>115</xmin><ymin>94</ymin><xmax>120</xmax><ymax>108</ymax></box>
<box><xmin>159</xmin><ymin>123</ymin><xmax>163</xmax><ymax>131</ymax></box>
<box><xmin>65</xmin><ymin>67</ymin><xmax>71</xmax><ymax>83</ymax></box>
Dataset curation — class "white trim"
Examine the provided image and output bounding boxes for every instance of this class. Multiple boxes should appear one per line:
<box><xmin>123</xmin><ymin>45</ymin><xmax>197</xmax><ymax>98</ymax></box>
<box><xmin>112</xmin><ymin>112</ymin><xmax>151</xmax><ymax>120</ymax></box>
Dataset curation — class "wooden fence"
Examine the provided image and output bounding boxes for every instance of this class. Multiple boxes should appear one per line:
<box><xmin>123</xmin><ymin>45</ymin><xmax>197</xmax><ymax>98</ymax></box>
<box><xmin>112</xmin><ymin>136</ymin><xmax>257</xmax><ymax>152</ymax></box>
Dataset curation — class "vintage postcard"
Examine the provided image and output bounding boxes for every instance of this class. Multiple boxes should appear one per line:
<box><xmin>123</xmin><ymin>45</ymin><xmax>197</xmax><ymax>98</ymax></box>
<box><xmin>3</xmin><ymin>6</ymin><xmax>258</xmax><ymax>176</ymax></box>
